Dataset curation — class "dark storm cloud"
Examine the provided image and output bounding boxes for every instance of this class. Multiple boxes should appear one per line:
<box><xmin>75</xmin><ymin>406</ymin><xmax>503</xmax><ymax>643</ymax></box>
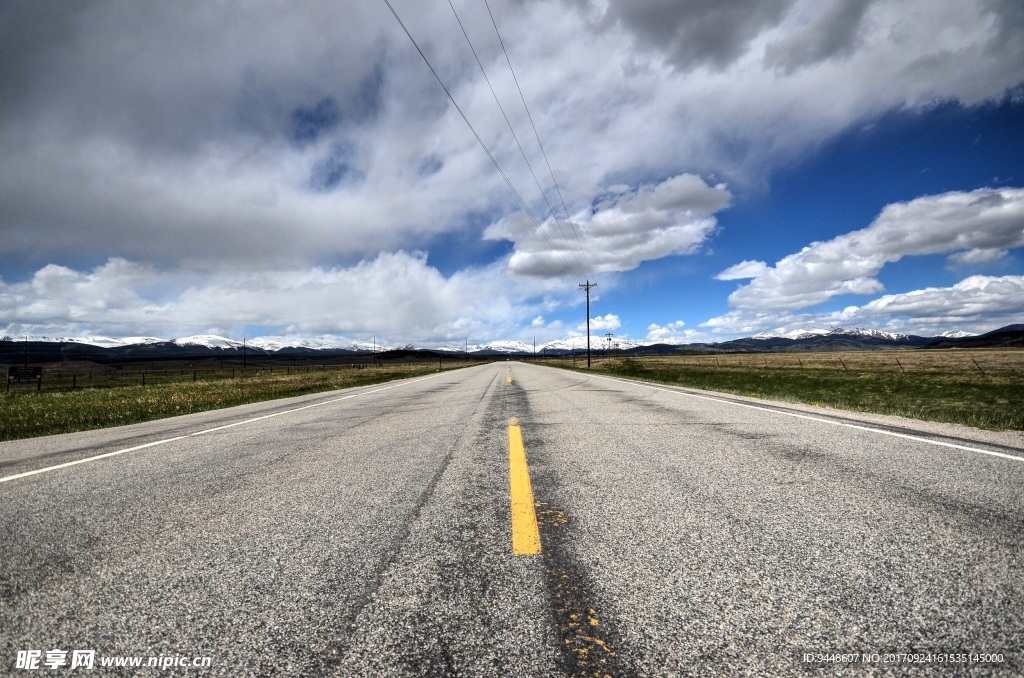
<box><xmin>602</xmin><ymin>0</ymin><xmax>796</xmax><ymax>71</ymax></box>
<box><xmin>764</xmin><ymin>0</ymin><xmax>875</xmax><ymax>73</ymax></box>
<box><xmin>0</xmin><ymin>1</ymin><xmax>410</xmax><ymax>267</ymax></box>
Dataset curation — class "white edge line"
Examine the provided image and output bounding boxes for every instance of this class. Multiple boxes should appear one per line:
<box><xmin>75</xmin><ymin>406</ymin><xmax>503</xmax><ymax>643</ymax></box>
<box><xmin>0</xmin><ymin>372</ymin><xmax>448</xmax><ymax>484</ymax></box>
<box><xmin>588</xmin><ymin>373</ymin><xmax>1024</xmax><ymax>464</ymax></box>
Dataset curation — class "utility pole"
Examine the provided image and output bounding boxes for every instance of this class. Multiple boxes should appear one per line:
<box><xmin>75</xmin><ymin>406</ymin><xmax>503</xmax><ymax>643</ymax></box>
<box><xmin>578</xmin><ymin>280</ymin><xmax>596</xmax><ymax>368</ymax></box>
<box><xmin>605</xmin><ymin>332</ymin><xmax>613</xmax><ymax>354</ymax></box>
<box><xmin>242</xmin><ymin>337</ymin><xmax>246</xmax><ymax>371</ymax></box>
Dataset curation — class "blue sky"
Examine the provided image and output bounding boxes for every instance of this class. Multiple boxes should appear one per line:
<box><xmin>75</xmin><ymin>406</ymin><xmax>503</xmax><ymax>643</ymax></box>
<box><xmin>1</xmin><ymin>1</ymin><xmax>1022</xmax><ymax>346</ymax></box>
<box><xmin>594</xmin><ymin>99</ymin><xmax>1024</xmax><ymax>341</ymax></box>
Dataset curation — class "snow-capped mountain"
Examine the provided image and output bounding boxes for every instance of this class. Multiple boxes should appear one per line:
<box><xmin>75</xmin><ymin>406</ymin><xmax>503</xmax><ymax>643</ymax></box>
<box><xmin>464</xmin><ymin>337</ymin><xmax>646</xmax><ymax>354</ymax></box>
<box><xmin>173</xmin><ymin>335</ymin><xmax>243</xmax><ymax>350</ymax></box>
<box><xmin>536</xmin><ymin>338</ymin><xmax>582</xmax><ymax>352</ymax></box>
<box><xmin>825</xmin><ymin>327</ymin><xmax>909</xmax><ymax>341</ymax></box>
<box><xmin>479</xmin><ymin>340</ymin><xmax>535</xmax><ymax>354</ymax></box>
<box><xmin>4</xmin><ymin>324</ymin><xmax>1015</xmax><ymax>362</ymax></box>
<box><xmin>751</xmin><ymin>327</ymin><xmax>908</xmax><ymax>341</ymax></box>
<box><xmin>0</xmin><ymin>335</ymin><xmax>165</xmax><ymax>348</ymax></box>
<box><xmin>118</xmin><ymin>337</ymin><xmax>166</xmax><ymax>346</ymax></box>
<box><xmin>751</xmin><ymin>328</ymin><xmax>831</xmax><ymax>340</ymax></box>
<box><xmin>247</xmin><ymin>335</ymin><xmax>361</xmax><ymax>352</ymax></box>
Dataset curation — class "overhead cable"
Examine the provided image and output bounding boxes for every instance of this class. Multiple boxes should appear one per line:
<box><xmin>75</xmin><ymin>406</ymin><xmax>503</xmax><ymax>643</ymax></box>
<box><xmin>382</xmin><ymin>0</ymin><xmax>583</xmax><ymax>281</ymax></box>
<box><xmin>483</xmin><ymin>0</ymin><xmax>593</xmax><ymax>278</ymax></box>
<box><xmin>447</xmin><ymin>0</ymin><xmax>587</xmax><ymax>281</ymax></box>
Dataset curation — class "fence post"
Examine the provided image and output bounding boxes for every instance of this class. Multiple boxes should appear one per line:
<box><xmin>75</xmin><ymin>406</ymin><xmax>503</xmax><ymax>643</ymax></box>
<box><xmin>972</xmin><ymin>358</ymin><xmax>986</xmax><ymax>376</ymax></box>
<box><xmin>895</xmin><ymin>357</ymin><xmax>905</xmax><ymax>373</ymax></box>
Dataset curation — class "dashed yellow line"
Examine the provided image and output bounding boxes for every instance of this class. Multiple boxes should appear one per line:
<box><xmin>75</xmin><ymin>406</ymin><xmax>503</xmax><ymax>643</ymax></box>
<box><xmin>508</xmin><ymin>416</ymin><xmax>541</xmax><ymax>555</ymax></box>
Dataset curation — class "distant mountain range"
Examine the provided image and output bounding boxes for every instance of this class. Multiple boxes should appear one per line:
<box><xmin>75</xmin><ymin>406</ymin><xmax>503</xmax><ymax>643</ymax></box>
<box><xmin>1</xmin><ymin>325</ymin><xmax>1021</xmax><ymax>364</ymax></box>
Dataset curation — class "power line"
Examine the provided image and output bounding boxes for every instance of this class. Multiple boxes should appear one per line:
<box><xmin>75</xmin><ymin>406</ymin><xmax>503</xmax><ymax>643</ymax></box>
<box><xmin>579</xmin><ymin>280</ymin><xmax>596</xmax><ymax>368</ymax></box>
<box><xmin>382</xmin><ymin>0</ymin><xmax>582</xmax><ymax>281</ymax></box>
<box><xmin>447</xmin><ymin>0</ymin><xmax>587</xmax><ymax>281</ymax></box>
<box><xmin>484</xmin><ymin>0</ymin><xmax>593</xmax><ymax>278</ymax></box>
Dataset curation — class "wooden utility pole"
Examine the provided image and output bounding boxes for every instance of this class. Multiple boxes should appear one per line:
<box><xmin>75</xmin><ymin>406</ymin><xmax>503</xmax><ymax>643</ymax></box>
<box><xmin>578</xmin><ymin>280</ymin><xmax>596</xmax><ymax>368</ymax></box>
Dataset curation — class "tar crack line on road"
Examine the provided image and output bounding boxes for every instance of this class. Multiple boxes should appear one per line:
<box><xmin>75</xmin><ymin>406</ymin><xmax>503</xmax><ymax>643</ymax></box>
<box><xmin>502</xmin><ymin>375</ymin><xmax>634</xmax><ymax>677</ymax></box>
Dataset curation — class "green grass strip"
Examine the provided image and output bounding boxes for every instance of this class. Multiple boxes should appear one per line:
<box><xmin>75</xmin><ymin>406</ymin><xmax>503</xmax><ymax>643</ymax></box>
<box><xmin>1</xmin><ymin>365</ymin><xmax>475</xmax><ymax>441</ymax></box>
<box><xmin>554</xmin><ymin>359</ymin><xmax>1024</xmax><ymax>431</ymax></box>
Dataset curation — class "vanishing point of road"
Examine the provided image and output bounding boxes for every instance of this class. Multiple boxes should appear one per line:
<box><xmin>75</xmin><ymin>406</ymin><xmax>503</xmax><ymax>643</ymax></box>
<box><xmin>2</xmin><ymin>362</ymin><xmax>1021</xmax><ymax>675</ymax></box>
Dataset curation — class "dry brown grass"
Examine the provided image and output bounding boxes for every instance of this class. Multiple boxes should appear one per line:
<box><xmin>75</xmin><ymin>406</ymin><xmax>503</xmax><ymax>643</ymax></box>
<box><xmin>543</xmin><ymin>348</ymin><xmax>1024</xmax><ymax>430</ymax></box>
<box><xmin>604</xmin><ymin>348</ymin><xmax>1023</xmax><ymax>377</ymax></box>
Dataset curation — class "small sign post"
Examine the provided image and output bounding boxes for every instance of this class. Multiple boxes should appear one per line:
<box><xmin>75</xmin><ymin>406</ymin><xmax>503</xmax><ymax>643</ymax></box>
<box><xmin>7</xmin><ymin>365</ymin><xmax>42</xmax><ymax>392</ymax></box>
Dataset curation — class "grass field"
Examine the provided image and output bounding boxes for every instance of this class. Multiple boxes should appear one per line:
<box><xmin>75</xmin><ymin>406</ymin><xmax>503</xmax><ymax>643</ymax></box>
<box><xmin>3</xmin><ymin>349</ymin><xmax>1022</xmax><ymax>440</ymax></box>
<box><xmin>541</xmin><ymin>349</ymin><xmax>1024</xmax><ymax>431</ymax></box>
<box><xmin>1</xmin><ymin>361</ymin><xmax>482</xmax><ymax>441</ymax></box>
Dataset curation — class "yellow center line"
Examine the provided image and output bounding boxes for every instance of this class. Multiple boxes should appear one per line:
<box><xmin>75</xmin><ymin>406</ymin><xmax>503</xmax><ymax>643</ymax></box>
<box><xmin>508</xmin><ymin>416</ymin><xmax>541</xmax><ymax>555</ymax></box>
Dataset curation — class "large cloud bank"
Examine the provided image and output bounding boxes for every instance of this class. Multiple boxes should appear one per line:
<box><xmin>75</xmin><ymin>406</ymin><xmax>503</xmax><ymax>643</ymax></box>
<box><xmin>1</xmin><ymin>0</ymin><xmax>1022</xmax><ymax>340</ymax></box>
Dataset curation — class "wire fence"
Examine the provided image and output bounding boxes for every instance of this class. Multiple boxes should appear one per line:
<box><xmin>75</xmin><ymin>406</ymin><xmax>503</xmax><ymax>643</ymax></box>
<box><xmin>3</xmin><ymin>355</ymin><xmax>472</xmax><ymax>396</ymax></box>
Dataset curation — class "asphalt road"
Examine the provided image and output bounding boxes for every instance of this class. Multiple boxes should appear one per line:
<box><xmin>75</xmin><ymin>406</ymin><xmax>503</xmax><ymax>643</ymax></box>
<box><xmin>2</xmin><ymin>362</ymin><xmax>1022</xmax><ymax>675</ymax></box>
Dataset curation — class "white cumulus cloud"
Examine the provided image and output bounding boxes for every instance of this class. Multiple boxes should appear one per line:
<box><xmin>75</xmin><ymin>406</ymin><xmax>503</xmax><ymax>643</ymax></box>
<box><xmin>719</xmin><ymin>187</ymin><xmax>1024</xmax><ymax>312</ymax></box>
<box><xmin>644</xmin><ymin>320</ymin><xmax>711</xmax><ymax>343</ymax></box>
<box><xmin>0</xmin><ymin>254</ymin><xmax>564</xmax><ymax>343</ymax></box>
<box><xmin>703</xmin><ymin>275</ymin><xmax>1024</xmax><ymax>337</ymax></box>
<box><xmin>578</xmin><ymin>313</ymin><xmax>622</xmax><ymax>333</ymax></box>
<box><xmin>947</xmin><ymin>248</ymin><xmax>1009</xmax><ymax>267</ymax></box>
<box><xmin>486</xmin><ymin>173</ymin><xmax>731</xmax><ymax>278</ymax></box>
<box><xmin>715</xmin><ymin>260</ymin><xmax>770</xmax><ymax>281</ymax></box>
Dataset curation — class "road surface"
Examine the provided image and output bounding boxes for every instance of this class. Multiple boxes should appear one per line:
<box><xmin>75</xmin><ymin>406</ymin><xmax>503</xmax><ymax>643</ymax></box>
<box><xmin>2</xmin><ymin>362</ymin><xmax>1022</xmax><ymax>675</ymax></box>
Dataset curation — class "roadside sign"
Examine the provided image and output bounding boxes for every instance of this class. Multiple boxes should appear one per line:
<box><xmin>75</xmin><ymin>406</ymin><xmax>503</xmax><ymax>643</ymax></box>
<box><xmin>7</xmin><ymin>365</ymin><xmax>42</xmax><ymax>384</ymax></box>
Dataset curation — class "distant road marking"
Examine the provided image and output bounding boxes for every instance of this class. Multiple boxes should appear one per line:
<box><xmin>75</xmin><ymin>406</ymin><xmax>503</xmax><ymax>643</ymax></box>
<box><xmin>508</xmin><ymin>416</ymin><xmax>541</xmax><ymax>555</ymax></box>
<box><xmin>589</xmin><ymin>374</ymin><xmax>1024</xmax><ymax>463</ymax></box>
<box><xmin>0</xmin><ymin>372</ymin><xmax>449</xmax><ymax>485</ymax></box>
